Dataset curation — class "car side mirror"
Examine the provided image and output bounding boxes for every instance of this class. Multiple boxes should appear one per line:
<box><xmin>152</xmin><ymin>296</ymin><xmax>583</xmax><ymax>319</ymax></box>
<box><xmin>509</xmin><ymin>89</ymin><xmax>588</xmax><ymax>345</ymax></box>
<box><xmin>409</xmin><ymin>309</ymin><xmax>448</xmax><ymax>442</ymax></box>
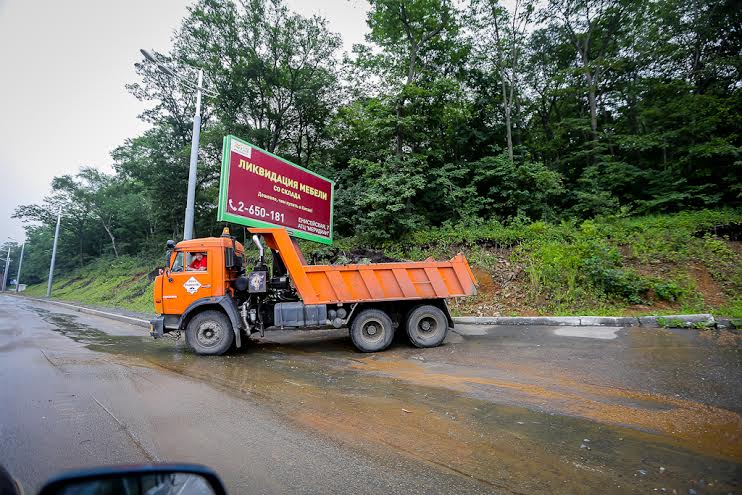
<box><xmin>38</xmin><ymin>464</ymin><xmax>227</xmax><ymax>495</ymax></box>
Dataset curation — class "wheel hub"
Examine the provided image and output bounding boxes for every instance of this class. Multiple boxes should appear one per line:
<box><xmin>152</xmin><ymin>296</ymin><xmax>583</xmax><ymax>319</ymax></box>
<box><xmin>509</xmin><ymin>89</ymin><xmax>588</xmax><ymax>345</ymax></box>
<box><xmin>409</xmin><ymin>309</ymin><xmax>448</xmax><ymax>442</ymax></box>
<box><xmin>418</xmin><ymin>316</ymin><xmax>437</xmax><ymax>334</ymax></box>
<box><xmin>197</xmin><ymin>321</ymin><xmax>222</xmax><ymax>347</ymax></box>
<box><xmin>361</xmin><ymin>319</ymin><xmax>384</xmax><ymax>342</ymax></box>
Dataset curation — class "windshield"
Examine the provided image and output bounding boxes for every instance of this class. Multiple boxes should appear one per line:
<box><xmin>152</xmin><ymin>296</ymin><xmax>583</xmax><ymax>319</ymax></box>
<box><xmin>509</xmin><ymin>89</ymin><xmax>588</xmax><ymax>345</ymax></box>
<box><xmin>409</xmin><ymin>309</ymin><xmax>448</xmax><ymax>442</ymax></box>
<box><xmin>170</xmin><ymin>252</ymin><xmax>184</xmax><ymax>272</ymax></box>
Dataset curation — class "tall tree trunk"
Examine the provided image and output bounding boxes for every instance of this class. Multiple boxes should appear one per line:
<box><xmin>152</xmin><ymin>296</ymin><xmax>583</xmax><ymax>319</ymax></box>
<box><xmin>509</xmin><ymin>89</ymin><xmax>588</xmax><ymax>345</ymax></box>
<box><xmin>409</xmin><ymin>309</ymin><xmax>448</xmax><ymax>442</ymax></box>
<box><xmin>573</xmin><ymin>34</ymin><xmax>598</xmax><ymax>141</ymax></box>
<box><xmin>395</xmin><ymin>1</ymin><xmax>446</xmax><ymax>158</ymax></box>
<box><xmin>500</xmin><ymin>76</ymin><xmax>514</xmax><ymax>162</ymax></box>
<box><xmin>514</xmin><ymin>93</ymin><xmax>522</xmax><ymax>146</ymax></box>
<box><xmin>79</xmin><ymin>233</ymin><xmax>84</xmax><ymax>268</ymax></box>
<box><xmin>586</xmin><ymin>72</ymin><xmax>598</xmax><ymax>139</ymax></box>
<box><xmin>397</xmin><ymin>43</ymin><xmax>418</xmax><ymax>157</ymax></box>
<box><xmin>396</xmin><ymin>103</ymin><xmax>404</xmax><ymax>156</ymax></box>
<box><xmin>492</xmin><ymin>4</ymin><xmax>514</xmax><ymax>162</ymax></box>
<box><xmin>102</xmin><ymin>222</ymin><xmax>119</xmax><ymax>258</ymax></box>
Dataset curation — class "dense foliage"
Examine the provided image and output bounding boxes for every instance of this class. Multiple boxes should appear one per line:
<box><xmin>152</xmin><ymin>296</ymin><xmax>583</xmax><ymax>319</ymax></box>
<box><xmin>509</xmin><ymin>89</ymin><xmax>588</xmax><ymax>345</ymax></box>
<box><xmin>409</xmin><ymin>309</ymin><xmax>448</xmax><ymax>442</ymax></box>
<box><xmin>25</xmin><ymin>210</ymin><xmax>742</xmax><ymax>318</ymax></box>
<box><xmin>10</xmin><ymin>0</ymin><xmax>741</xmax><ymax>287</ymax></box>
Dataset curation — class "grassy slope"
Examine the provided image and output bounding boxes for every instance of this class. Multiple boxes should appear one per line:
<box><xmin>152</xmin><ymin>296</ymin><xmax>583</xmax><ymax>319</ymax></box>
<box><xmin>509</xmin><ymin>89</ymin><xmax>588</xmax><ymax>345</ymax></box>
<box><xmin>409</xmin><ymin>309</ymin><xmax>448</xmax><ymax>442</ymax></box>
<box><xmin>24</xmin><ymin>210</ymin><xmax>742</xmax><ymax>318</ymax></box>
<box><xmin>24</xmin><ymin>255</ymin><xmax>157</xmax><ymax>314</ymax></box>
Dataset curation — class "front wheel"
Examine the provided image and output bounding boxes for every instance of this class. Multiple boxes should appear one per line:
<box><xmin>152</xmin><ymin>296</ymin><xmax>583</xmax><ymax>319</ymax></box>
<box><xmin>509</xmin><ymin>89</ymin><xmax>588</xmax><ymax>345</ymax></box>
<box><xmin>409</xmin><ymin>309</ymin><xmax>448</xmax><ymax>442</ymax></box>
<box><xmin>185</xmin><ymin>310</ymin><xmax>234</xmax><ymax>355</ymax></box>
<box><xmin>406</xmin><ymin>305</ymin><xmax>448</xmax><ymax>348</ymax></box>
<box><xmin>350</xmin><ymin>309</ymin><xmax>395</xmax><ymax>352</ymax></box>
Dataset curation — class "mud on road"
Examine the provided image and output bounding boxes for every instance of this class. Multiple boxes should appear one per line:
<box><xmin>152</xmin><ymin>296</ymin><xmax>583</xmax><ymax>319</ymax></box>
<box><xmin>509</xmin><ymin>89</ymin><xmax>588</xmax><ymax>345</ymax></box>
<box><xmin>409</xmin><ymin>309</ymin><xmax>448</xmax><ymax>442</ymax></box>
<box><xmin>6</xmin><ymin>296</ymin><xmax>742</xmax><ymax>494</ymax></box>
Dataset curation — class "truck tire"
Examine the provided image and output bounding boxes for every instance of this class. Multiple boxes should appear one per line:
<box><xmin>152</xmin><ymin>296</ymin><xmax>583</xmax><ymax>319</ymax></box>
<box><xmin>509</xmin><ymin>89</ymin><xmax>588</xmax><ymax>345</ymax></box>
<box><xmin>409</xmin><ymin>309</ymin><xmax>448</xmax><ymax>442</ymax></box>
<box><xmin>185</xmin><ymin>310</ymin><xmax>234</xmax><ymax>356</ymax></box>
<box><xmin>350</xmin><ymin>309</ymin><xmax>395</xmax><ymax>352</ymax></box>
<box><xmin>406</xmin><ymin>305</ymin><xmax>448</xmax><ymax>348</ymax></box>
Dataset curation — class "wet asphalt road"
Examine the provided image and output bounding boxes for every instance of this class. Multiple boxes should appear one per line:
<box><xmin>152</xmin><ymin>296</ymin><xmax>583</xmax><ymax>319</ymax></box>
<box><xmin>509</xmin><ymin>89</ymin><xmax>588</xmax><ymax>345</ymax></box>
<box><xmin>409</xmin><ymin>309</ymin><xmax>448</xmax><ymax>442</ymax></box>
<box><xmin>1</xmin><ymin>295</ymin><xmax>740</xmax><ymax>494</ymax></box>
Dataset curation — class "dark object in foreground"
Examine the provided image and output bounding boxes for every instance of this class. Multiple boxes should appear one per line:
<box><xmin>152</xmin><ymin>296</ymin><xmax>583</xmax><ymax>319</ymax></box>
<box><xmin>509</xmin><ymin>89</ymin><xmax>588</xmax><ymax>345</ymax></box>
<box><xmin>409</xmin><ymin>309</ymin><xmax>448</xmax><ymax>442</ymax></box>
<box><xmin>36</xmin><ymin>464</ymin><xmax>227</xmax><ymax>495</ymax></box>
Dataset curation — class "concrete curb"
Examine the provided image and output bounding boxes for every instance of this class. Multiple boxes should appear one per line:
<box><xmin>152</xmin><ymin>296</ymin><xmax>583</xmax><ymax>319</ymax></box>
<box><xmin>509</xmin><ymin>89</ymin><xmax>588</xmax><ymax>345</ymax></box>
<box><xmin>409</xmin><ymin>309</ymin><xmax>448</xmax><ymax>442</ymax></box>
<box><xmin>5</xmin><ymin>293</ymin><xmax>715</xmax><ymax>330</ymax></box>
<box><xmin>9</xmin><ymin>294</ymin><xmax>150</xmax><ymax>329</ymax></box>
<box><xmin>453</xmin><ymin>314</ymin><xmax>715</xmax><ymax>328</ymax></box>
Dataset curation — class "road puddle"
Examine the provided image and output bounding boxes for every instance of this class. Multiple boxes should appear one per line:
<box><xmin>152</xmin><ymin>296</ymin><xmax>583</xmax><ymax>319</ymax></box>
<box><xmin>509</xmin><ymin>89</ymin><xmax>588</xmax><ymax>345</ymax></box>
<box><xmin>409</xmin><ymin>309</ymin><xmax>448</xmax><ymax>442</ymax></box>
<box><xmin>32</xmin><ymin>305</ymin><xmax>742</xmax><ymax>494</ymax></box>
<box><xmin>350</xmin><ymin>355</ymin><xmax>742</xmax><ymax>461</ymax></box>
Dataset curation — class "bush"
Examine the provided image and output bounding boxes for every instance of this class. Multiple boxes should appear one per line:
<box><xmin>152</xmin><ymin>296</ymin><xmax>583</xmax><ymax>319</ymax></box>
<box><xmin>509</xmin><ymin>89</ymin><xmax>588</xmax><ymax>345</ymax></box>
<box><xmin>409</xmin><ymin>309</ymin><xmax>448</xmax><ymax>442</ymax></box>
<box><xmin>652</xmin><ymin>281</ymin><xmax>686</xmax><ymax>302</ymax></box>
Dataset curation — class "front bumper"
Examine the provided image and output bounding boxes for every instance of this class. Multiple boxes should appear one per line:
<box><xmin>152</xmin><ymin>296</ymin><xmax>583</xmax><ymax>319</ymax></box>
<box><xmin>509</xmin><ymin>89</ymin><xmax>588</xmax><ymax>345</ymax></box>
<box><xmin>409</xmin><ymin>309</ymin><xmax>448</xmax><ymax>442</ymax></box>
<box><xmin>150</xmin><ymin>316</ymin><xmax>165</xmax><ymax>339</ymax></box>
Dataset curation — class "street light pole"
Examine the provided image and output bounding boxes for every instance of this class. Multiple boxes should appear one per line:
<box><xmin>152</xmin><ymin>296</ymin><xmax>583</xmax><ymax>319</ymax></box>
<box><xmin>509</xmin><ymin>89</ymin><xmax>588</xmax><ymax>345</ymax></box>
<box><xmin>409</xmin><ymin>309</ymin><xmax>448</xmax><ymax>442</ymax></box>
<box><xmin>15</xmin><ymin>242</ymin><xmax>24</xmax><ymax>292</ymax></box>
<box><xmin>47</xmin><ymin>207</ymin><xmax>62</xmax><ymax>297</ymax></box>
<box><xmin>2</xmin><ymin>243</ymin><xmax>11</xmax><ymax>292</ymax></box>
<box><xmin>140</xmin><ymin>49</ymin><xmax>214</xmax><ymax>241</ymax></box>
<box><xmin>183</xmin><ymin>69</ymin><xmax>203</xmax><ymax>241</ymax></box>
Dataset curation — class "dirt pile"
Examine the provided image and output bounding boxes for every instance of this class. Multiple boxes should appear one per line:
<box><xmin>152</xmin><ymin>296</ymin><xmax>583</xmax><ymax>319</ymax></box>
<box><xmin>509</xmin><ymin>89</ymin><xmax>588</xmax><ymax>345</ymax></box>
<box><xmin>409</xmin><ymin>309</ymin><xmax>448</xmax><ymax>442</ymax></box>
<box><xmin>309</xmin><ymin>248</ymin><xmax>401</xmax><ymax>265</ymax></box>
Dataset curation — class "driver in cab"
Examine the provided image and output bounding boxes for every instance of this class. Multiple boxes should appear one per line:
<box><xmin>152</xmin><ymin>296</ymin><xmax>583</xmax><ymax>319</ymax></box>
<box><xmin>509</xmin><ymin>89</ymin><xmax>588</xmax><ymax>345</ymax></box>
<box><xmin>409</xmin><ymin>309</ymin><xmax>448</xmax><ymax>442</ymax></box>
<box><xmin>188</xmin><ymin>252</ymin><xmax>207</xmax><ymax>271</ymax></box>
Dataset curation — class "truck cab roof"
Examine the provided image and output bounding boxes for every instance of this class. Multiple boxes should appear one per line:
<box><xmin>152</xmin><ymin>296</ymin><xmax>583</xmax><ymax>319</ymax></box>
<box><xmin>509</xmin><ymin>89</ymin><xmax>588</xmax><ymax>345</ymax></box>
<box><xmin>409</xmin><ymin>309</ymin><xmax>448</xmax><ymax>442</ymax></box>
<box><xmin>175</xmin><ymin>236</ymin><xmax>244</xmax><ymax>252</ymax></box>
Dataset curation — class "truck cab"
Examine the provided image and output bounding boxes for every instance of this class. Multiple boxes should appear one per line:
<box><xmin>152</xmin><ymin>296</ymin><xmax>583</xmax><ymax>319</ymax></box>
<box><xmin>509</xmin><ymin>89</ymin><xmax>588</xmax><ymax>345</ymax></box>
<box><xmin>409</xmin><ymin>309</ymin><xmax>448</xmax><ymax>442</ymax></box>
<box><xmin>151</xmin><ymin>227</ymin><xmax>477</xmax><ymax>356</ymax></box>
<box><xmin>151</xmin><ymin>233</ymin><xmax>248</xmax><ymax>353</ymax></box>
<box><xmin>154</xmin><ymin>236</ymin><xmax>243</xmax><ymax>316</ymax></box>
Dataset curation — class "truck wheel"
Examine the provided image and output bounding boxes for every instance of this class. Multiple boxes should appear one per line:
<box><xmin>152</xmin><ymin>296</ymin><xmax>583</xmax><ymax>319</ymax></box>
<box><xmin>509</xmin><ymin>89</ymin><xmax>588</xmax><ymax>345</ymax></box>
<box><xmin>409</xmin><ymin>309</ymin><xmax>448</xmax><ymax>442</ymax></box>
<box><xmin>185</xmin><ymin>310</ymin><xmax>234</xmax><ymax>356</ymax></box>
<box><xmin>350</xmin><ymin>309</ymin><xmax>394</xmax><ymax>352</ymax></box>
<box><xmin>406</xmin><ymin>305</ymin><xmax>448</xmax><ymax>348</ymax></box>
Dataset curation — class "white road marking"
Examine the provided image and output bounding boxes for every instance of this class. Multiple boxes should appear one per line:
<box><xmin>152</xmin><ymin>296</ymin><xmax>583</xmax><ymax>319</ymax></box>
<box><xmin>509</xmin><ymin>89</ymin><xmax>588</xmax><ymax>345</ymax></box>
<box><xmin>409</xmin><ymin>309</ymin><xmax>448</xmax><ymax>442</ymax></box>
<box><xmin>553</xmin><ymin>327</ymin><xmax>620</xmax><ymax>340</ymax></box>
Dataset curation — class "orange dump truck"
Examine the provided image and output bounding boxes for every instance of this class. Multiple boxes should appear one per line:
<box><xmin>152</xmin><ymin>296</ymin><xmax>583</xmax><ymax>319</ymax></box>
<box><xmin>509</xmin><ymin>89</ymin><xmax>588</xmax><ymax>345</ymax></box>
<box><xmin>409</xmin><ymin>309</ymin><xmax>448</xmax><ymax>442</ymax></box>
<box><xmin>150</xmin><ymin>227</ymin><xmax>478</xmax><ymax>355</ymax></box>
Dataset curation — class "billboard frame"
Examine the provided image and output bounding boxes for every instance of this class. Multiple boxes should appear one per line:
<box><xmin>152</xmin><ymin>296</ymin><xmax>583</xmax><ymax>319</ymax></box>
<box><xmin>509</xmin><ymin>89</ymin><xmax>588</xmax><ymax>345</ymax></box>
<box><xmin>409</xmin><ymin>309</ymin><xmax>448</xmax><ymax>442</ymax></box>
<box><xmin>217</xmin><ymin>135</ymin><xmax>334</xmax><ymax>245</ymax></box>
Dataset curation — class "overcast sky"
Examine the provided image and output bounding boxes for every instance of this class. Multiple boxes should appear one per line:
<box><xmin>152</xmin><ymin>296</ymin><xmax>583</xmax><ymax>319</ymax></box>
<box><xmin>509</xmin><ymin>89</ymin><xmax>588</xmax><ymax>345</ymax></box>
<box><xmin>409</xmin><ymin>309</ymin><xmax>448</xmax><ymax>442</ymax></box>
<box><xmin>0</xmin><ymin>0</ymin><xmax>370</xmax><ymax>242</ymax></box>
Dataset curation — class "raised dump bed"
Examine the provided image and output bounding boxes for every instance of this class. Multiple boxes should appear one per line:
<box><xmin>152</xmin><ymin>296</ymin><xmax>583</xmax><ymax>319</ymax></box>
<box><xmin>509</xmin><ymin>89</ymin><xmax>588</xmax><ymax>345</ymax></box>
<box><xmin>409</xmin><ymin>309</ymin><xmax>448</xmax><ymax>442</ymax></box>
<box><xmin>248</xmin><ymin>227</ymin><xmax>478</xmax><ymax>305</ymax></box>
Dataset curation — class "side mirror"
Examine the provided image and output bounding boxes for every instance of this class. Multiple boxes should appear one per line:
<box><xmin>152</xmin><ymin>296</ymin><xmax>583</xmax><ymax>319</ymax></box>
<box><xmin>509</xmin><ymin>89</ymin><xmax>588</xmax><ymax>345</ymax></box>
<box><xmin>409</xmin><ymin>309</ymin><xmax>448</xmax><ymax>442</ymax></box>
<box><xmin>225</xmin><ymin>247</ymin><xmax>236</xmax><ymax>268</ymax></box>
<box><xmin>164</xmin><ymin>250</ymin><xmax>173</xmax><ymax>281</ymax></box>
<box><xmin>38</xmin><ymin>464</ymin><xmax>227</xmax><ymax>495</ymax></box>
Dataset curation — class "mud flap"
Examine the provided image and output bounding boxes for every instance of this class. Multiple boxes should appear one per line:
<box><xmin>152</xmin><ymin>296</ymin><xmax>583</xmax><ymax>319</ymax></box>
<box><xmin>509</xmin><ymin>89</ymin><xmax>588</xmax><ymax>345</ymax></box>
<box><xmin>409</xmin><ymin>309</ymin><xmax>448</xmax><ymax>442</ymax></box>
<box><xmin>150</xmin><ymin>316</ymin><xmax>165</xmax><ymax>339</ymax></box>
<box><xmin>216</xmin><ymin>297</ymin><xmax>242</xmax><ymax>348</ymax></box>
<box><xmin>439</xmin><ymin>299</ymin><xmax>455</xmax><ymax>329</ymax></box>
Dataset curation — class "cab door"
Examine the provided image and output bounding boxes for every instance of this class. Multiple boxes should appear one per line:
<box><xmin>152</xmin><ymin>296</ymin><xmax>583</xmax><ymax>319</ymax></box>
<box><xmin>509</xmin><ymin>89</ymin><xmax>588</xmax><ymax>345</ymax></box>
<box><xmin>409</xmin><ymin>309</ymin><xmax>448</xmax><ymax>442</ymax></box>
<box><xmin>162</xmin><ymin>250</ymin><xmax>214</xmax><ymax>315</ymax></box>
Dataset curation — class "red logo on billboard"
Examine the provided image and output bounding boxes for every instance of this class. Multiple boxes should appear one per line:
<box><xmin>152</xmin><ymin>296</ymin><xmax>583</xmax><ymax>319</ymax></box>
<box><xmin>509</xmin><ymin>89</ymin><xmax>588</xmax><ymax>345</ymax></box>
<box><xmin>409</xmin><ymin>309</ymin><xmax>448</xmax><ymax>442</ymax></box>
<box><xmin>218</xmin><ymin>136</ymin><xmax>333</xmax><ymax>244</ymax></box>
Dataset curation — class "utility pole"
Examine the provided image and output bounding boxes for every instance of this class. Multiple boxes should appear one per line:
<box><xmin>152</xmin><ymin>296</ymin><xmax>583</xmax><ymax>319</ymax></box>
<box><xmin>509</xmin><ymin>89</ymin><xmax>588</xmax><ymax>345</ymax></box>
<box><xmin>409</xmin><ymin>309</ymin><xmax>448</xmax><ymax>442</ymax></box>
<box><xmin>2</xmin><ymin>244</ymin><xmax>10</xmax><ymax>292</ymax></box>
<box><xmin>15</xmin><ymin>242</ymin><xmax>24</xmax><ymax>292</ymax></box>
<box><xmin>47</xmin><ymin>208</ymin><xmax>62</xmax><ymax>297</ymax></box>
<box><xmin>183</xmin><ymin>68</ymin><xmax>203</xmax><ymax>241</ymax></box>
<box><xmin>140</xmin><ymin>50</ymin><xmax>215</xmax><ymax>241</ymax></box>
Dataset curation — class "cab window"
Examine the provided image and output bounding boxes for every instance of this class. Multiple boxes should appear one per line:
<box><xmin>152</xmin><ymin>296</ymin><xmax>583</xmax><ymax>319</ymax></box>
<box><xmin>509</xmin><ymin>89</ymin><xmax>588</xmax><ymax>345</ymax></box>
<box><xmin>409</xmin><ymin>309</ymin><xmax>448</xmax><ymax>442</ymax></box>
<box><xmin>186</xmin><ymin>252</ymin><xmax>208</xmax><ymax>272</ymax></box>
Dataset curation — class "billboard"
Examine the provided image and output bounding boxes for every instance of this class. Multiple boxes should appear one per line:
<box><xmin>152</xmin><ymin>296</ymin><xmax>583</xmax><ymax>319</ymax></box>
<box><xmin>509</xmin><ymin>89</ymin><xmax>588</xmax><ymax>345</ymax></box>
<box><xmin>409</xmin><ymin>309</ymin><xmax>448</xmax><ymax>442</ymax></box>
<box><xmin>217</xmin><ymin>135</ymin><xmax>334</xmax><ymax>244</ymax></box>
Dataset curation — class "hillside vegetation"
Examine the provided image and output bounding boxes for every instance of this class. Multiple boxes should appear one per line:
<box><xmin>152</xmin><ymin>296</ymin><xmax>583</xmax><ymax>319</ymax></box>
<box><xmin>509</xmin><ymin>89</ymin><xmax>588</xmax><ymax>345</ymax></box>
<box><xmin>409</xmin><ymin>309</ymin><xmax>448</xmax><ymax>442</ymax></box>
<box><xmin>24</xmin><ymin>256</ymin><xmax>158</xmax><ymax>315</ymax></box>
<box><xmin>25</xmin><ymin>210</ymin><xmax>742</xmax><ymax>319</ymax></box>
<box><xmin>5</xmin><ymin>0</ymin><xmax>740</xmax><ymax>294</ymax></box>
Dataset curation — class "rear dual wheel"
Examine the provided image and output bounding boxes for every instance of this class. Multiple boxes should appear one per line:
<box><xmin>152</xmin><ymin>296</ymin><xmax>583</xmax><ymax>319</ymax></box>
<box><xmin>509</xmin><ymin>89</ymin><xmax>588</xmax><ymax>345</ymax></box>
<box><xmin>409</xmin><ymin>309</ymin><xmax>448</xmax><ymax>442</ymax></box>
<box><xmin>406</xmin><ymin>305</ymin><xmax>448</xmax><ymax>348</ymax></box>
<box><xmin>350</xmin><ymin>309</ymin><xmax>395</xmax><ymax>352</ymax></box>
<box><xmin>350</xmin><ymin>305</ymin><xmax>449</xmax><ymax>352</ymax></box>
